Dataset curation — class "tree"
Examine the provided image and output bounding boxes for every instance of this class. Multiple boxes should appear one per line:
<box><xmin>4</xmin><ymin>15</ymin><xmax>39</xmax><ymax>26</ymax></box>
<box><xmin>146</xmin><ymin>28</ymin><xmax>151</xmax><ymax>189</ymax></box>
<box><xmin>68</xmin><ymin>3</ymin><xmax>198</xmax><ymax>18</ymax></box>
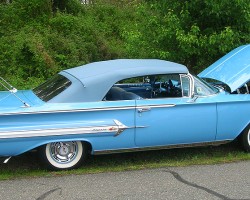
<box><xmin>123</xmin><ymin>0</ymin><xmax>250</xmax><ymax>73</ymax></box>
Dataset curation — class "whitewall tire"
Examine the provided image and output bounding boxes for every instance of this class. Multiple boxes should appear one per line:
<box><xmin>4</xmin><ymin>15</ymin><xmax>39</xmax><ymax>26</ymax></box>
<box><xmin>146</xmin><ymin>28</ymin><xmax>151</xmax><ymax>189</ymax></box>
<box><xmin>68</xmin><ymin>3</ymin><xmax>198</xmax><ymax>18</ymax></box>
<box><xmin>40</xmin><ymin>141</ymin><xmax>86</xmax><ymax>170</ymax></box>
<box><xmin>241</xmin><ymin>127</ymin><xmax>250</xmax><ymax>152</ymax></box>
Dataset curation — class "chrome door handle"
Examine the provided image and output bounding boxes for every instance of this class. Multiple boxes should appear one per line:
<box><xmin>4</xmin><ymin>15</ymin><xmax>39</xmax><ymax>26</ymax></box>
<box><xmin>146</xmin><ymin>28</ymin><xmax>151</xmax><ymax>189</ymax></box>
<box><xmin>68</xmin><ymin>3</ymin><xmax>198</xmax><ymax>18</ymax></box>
<box><xmin>137</xmin><ymin>107</ymin><xmax>151</xmax><ymax>113</ymax></box>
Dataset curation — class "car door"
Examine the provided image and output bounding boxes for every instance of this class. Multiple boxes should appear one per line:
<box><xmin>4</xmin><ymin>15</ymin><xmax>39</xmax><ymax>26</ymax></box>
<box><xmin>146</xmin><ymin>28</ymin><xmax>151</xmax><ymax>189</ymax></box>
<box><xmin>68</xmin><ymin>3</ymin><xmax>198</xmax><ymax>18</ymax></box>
<box><xmin>135</xmin><ymin>74</ymin><xmax>217</xmax><ymax>147</ymax></box>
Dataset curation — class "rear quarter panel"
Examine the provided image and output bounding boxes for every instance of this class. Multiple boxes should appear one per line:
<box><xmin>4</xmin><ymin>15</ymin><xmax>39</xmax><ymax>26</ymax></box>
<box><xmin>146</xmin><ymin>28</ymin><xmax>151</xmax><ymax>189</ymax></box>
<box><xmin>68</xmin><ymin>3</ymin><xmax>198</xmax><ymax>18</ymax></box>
<box><xmin>0</xmin><ymin>101</ymin><xmax>136</xmax><ymax>156</ymax></box>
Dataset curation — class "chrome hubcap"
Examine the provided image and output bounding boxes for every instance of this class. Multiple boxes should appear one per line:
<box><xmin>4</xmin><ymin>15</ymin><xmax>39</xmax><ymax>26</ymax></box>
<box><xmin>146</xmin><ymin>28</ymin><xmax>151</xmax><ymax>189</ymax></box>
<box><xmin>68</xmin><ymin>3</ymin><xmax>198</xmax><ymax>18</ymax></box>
<box><xmin>49</xmin><ymin>142</ymin><xmax>78</xmax><ymax>164</ymax></box>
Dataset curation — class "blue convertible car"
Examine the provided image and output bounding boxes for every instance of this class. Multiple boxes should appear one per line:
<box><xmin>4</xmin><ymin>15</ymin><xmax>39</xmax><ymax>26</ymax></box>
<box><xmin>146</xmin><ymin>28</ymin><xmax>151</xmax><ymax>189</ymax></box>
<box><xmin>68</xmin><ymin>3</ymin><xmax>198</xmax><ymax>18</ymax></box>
<box><xmin>0</xmin><ymin>45</ymin><xmax>249</xmax><ymax>170</ymax></box>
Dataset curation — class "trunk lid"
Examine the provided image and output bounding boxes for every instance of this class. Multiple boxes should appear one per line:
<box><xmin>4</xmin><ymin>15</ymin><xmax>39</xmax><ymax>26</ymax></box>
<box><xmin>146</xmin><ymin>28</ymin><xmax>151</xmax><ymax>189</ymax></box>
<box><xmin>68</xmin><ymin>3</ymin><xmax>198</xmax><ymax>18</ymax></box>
<box><xmin>0</xmin><ymin>90</ymin><xmax>43</xmax><ymax>108</ymax></box>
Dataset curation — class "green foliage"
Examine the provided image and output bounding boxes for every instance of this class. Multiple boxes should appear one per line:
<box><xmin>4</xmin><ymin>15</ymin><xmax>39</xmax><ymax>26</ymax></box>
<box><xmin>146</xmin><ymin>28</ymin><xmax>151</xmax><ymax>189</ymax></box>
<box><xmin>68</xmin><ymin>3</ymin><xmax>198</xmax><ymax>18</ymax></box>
<box><xmin>0</xmin><ymin>0</ymin><xmax>132</xmax><ymax>88</ymax></box>
<box><xmin>122</xmin><ymin>0</ymin><xmax>250</xmax><ymax>73</ymax></box>
<box><xmin>0</xmin><ymin>0</ymin><xmax>249</xmax><ymax>88</ymax></box>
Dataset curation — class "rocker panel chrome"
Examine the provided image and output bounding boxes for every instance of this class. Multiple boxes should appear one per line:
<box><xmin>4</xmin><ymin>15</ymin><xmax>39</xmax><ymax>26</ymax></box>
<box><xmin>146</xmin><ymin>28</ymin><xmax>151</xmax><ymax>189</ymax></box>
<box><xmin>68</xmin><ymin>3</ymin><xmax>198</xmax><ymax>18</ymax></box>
<box><xmin>94</xmin><ymin>140</ymin><xmax>232</xmax><ymax>155</ymax></box>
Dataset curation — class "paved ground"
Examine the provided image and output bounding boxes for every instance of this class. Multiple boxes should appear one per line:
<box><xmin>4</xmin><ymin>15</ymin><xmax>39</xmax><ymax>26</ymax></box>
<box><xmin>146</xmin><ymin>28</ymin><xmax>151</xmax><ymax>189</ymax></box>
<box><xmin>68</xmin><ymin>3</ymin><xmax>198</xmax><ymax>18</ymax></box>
<box><xmin>0</xmin><ymin>161</ymin><xmax>249</xmax><ymax>200</ymax></box>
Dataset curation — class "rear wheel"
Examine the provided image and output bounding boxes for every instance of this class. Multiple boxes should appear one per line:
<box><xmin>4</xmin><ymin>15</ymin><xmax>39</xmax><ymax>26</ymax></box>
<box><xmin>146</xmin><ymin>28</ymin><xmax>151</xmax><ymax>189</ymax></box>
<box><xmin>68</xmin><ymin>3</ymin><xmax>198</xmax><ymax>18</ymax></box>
<box><xmin>241</xmin><ymin>127</ymin><xmax>250</xmax><ymax>152</ymax></box>
<box><xmin>40</xmin><ymin>141</ymin><xmax>86</xmax><ymax>170</ymax></box>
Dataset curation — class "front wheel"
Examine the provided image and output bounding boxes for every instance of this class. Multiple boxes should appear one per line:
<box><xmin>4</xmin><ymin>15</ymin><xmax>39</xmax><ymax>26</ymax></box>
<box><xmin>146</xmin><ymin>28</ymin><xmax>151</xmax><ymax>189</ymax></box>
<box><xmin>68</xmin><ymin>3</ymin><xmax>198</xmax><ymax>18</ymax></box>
<box><xmin>241</xmin><ymin>127</ymin><xmax>250</xmax><ymax>152</ymax></box>
<box><xmin>40</xmin><ymin>141</ymin><xmax>87</xmax><ymax>170</ymax></box>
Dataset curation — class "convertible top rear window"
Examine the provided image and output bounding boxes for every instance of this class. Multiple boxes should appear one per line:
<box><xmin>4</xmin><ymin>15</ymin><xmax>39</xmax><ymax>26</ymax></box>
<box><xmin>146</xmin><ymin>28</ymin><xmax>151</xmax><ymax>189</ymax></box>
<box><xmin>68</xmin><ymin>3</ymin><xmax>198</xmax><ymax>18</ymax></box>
<box><xmin>33</xmin><ymin>74</ymin><xmax>71</xmax><ymax>102</ymax></box>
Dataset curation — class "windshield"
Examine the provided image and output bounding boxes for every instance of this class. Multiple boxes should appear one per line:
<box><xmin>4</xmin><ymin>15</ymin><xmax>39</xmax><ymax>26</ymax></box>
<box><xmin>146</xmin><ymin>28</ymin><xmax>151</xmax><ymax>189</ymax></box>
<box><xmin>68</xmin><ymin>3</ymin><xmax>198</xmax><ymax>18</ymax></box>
<box><xmin>193</xmin><ymin>75</ymin><xmax>219</xmax><ymax>96</ymax></box>
<box><xmin>33</xmin><ymin>74</ymin><xmax>72</xmax><ymax>102</ymax></box>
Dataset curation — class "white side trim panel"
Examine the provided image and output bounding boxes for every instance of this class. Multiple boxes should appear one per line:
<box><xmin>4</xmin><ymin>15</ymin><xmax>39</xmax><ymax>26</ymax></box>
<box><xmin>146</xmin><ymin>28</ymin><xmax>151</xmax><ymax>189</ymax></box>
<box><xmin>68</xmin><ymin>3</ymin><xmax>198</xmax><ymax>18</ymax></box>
<box><xmin>0</xmin><ymin>120</ymin><xmax>129</xmax><ymax>139</ymax></box>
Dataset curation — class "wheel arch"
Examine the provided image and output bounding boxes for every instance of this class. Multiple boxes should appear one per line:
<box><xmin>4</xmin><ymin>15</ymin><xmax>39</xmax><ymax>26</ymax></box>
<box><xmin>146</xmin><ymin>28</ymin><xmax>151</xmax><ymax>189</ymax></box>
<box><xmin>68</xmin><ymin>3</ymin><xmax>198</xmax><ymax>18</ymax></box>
<box><xmin>0</xmin><ymin>137</ymin><xmax>94</xmax><ymax>157</ymax></box>
<box><xmin>238</xmin><ymin>123</ymin><xmax>250</xmax><ymax>152</ymax></box>
<box><xmin>36</xmin><ymin>138</ymin><xmax>93</xmax><ymax>153</ymax></box>
<box><xmin>236</xmin><ymin>122</ymin><xmax>250</xmax><ymax>140</ymax></box>
<box><xmin>81</xmin><ymin>140</ymin><xmax>93</xmax><ymax>155</ymax></box>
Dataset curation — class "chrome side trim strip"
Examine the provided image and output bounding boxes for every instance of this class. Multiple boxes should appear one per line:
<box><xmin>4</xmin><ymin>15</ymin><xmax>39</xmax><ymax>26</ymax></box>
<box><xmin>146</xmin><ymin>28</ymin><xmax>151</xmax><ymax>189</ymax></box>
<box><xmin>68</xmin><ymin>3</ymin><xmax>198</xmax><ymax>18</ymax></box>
<box><xmin>93</xmin><ymin>140</ymin><xmax>232</xmax><ymax>155</ymax></box>
<box><xmin>137</xmin><ymin>104</ymin><xmax>175</xmax><ymax>109</ymax></box>
<box><xmin>149</xmin><ymin>104</ymin><xmax>176</xmax><ymax>108</ymax></box>
<box><xmin>0</xmin><ymin>125</ymin><xmax>118</xmax><ymax>139</ymax></box>
<box><xmin>0</xmin><ymin>106</ymin><xmax>136</xmax><ymax>116</ymax></box>
<box><xmin>0</xmin><ymin>120</ymin><xmax>130</xmax><ymax>139</ymax></box>
<box><xmin>0</xmin><ymin>103</ymin><xmax>176</xmax><ymax>116</ymax></box>
<box><xmin>113</xmin><ymin>119</ymin><xmax>128</xmax><ymax>137</ymax></box>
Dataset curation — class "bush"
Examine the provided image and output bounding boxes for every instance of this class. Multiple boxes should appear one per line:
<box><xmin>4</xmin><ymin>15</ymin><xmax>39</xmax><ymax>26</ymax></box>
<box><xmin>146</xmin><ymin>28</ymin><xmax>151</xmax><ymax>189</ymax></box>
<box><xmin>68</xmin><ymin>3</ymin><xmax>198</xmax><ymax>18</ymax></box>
<box><xmin>0</xmin><ymin>0</ymin><xmax>249</xmax><ymax>89</ymax></box>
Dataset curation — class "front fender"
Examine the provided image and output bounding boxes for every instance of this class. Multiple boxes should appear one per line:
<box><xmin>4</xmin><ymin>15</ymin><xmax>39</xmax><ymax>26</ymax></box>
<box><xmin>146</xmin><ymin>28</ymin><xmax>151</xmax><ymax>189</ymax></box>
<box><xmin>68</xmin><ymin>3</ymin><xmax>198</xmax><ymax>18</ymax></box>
<box><xmin>216</xmin><ymin>99</ymin><xmax>250</xmax><ymax>140</ymax></box>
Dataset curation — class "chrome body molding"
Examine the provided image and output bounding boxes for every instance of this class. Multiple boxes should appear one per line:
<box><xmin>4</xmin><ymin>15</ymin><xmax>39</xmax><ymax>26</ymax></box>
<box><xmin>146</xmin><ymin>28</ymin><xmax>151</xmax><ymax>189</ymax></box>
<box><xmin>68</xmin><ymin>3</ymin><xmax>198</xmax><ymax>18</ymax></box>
<box><xmin>0</xmin><ymin>120</ymin><xmax>130</xmax><ymax>139</ymax></box>
<box><xmin>113</xmin><ymin>119</ymin><xmax>128</xmax><ymax>136</ymax></box>
<box><xmin>136</xmin><ymin>104</ymin><xmax>176</xmax><ymax>109</ymax></box>
<box><xmin>0</xmin><ymin>104</ymin><xmax>177</xmax><ymax>116</ymax></box>
<box><xmin>0</xmin><ymin>106</ymin><xmax>135</xmax><ymax>116</ymax></box>
<box><xmin>93</xmin><ymin>140</ymin><xmax>232</xmax><ymax>155</ymax></box>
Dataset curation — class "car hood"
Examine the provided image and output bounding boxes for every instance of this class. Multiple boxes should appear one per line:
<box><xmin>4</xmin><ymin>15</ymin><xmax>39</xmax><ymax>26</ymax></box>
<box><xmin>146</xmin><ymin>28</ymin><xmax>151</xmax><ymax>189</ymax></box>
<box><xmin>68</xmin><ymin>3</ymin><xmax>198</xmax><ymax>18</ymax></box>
<box><xmin>0</xmin><ymin>90</ymin><xmax>43</xmax><ymax>108</ymax></box>
<box><xmin>198</xmin><ymin>45</ymin><xmax>250</xmax><ymax>92</ymax></box>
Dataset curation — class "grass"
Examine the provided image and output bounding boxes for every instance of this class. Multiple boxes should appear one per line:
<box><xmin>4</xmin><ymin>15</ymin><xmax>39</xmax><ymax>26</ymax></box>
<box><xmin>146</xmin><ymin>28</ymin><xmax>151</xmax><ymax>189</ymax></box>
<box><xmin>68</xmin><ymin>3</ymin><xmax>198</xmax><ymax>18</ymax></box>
<box><xmin>0</xmin><ymin>141</ymin><xmax>249</xmax><ymax>180</ymax></box>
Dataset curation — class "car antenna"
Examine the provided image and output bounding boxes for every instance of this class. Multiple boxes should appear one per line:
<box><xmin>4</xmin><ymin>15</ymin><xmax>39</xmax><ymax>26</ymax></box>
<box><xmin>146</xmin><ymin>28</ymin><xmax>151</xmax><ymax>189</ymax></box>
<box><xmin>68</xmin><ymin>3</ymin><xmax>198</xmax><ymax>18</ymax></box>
<box><xmin>0</xmin><ymin>76</ymin><xmax>30</xmax><ymax>107</ymax></box>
